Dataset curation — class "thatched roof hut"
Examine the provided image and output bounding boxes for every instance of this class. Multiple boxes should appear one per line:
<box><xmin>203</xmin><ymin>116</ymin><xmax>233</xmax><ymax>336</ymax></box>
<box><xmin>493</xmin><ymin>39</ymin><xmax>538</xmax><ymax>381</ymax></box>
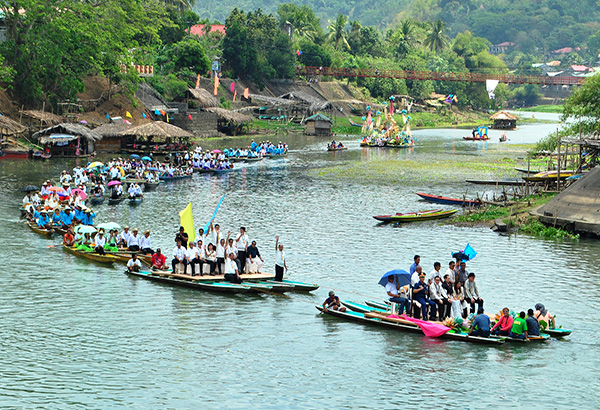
<box><xmin>0</xmin><ymin>116</ymin><xmax>28</xmax><ymax>135</ymax></box>
<box><xmin>119</xmin><ymin>121</ymin><xmax>192</xmax><ymax>141</ymax></box>
<box><xmin>20</xmin><ymin>110</ymin><xmax>64</xmax><ymax>126</ymax></box>
<box><xmin>32</xmin><ymin>123</ymin><xmax>101</xmax><ymax>157</ymax></box>
<box><xmin>490</xmin><ymin>111</ymin><xmax>518</xmax><ymax>129</ymax></box>
<box><xmin>204</xmin><ymin>107</ymin><xmax>254</xmax><ymax>125</ymax></box>
<box><xmin>187</xmin><ymin>88</ymin><xmax>219</xmax><ymax>108</ymax></box>
<box><xmin>94</xmin><ymin>123</ymin><xmax>133</xmax><ymax>138</ymax></box>
<box><xmin>279</xmin><ymin>91</ymin><xmax>331</xmax><ymax>112</ymax></box>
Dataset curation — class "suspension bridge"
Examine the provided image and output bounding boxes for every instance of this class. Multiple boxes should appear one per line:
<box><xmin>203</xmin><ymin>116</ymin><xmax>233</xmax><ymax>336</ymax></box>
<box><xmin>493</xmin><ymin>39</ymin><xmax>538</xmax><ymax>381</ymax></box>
<box><xmin>295</xmin><ymin>66</ymin><xmax>585</xmax><ymax>86</ymax></box>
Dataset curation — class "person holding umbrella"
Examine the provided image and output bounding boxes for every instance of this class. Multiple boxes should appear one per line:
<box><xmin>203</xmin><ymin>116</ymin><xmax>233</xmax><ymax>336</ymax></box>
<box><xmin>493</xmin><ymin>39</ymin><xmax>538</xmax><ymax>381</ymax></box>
<box><xmin>379</xmin><ymin>270</ymin><xmax>411</xmax><ymax>315</ymax></box>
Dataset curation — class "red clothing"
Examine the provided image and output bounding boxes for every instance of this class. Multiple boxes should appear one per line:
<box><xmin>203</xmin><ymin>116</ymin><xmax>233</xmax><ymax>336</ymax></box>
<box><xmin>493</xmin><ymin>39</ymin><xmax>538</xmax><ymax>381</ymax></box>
<box><xmin>492</xmin><ymin>315</ymin><xmax>513</xmax><ymax>331</ymax></box>
<box><xmin>152</xmin><ymin>253</ymin><xmax>166</xmax><ymax>268</ymax></box>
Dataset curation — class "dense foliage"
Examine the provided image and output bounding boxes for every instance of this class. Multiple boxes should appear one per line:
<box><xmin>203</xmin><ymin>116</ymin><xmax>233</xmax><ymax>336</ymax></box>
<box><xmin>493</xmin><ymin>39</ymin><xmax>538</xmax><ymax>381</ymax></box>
<box><xmin>561</xmin><ymin>74</ymin><xmax>600</xmax><ymax>137</ymax></box>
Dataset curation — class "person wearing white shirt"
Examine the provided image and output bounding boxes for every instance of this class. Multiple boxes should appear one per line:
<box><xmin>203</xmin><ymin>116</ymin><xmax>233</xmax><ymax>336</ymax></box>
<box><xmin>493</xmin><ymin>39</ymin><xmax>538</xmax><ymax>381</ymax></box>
<box><xmin>127</xmin><ymin>254</ymin><xmax>142</xmax><ymax>272</ymax></box>
<box><xmin>225</xmin><ymin>232</ymin><xmax>240</xmax><ymax>270</ymax></box>
<box><xmin>127</xmin><ymin>228</ymin><xmax>141</xmax><ymax>251</ymax></box>
<box><xmin>94</xmin><ymin>230</ymin><xmax>107</xmax><ymax>255</ymax></box>
<box><xmin>139</xmin><ymin>230</ymin><xmax>153</xmax><ymax>254</ymax></box>
<box><xmin>172</xmin><ymin>241</ymin><xmax>187</xmax><ymax>273</ymax></box>
<box><xmin>186</xmin><ymin>242</ymin><xmax>201</xmax><ymax>276</ymax></box>
<box><xmin>235</xmin><ymin>227</ymin><xmax>249</xmax><ymax>273</ymax></box>
<box><xmin>224</xmin><ymin>252</ymin><xmax>242</xmax><ymax>283</ymax></box>
<box><xmin>216</xmin><ymin>238</ymin><xmax>226</xmax><ymax>275</ymax></box>
<box><xmin>385</xmin><ymin>276</ymin><xmax>409</xmax><ymax>315</ymax></box>
<box><xmin>119</xmin><ymin>227</ymin><xmax>131</xmax><ymax>247</ymax></box>
<box><xmin>428</xmin><ymin>262</ymin><xmax>442</xmax><ymax>285</ymax></box>
<box><xmin>429</xmin><ymin>276</ymin><xmax>451</xmax><ymax>321</ymax></box>
<box><xmin>444</xmin><ymin>261</ymin><xmax>456</xmax><ymax>284</ymax></box>
<box><xmin>411</xmin><ymin>265</ymin><xmax>423</xmax><ymax>286</ymax></box>
<box><xmin>274</xmin><ymin>235</ymin><xmax>287</xmax><ymax>281</ymax></box>
<box><xmin>205</xmin><ymin>243</ymin><xmax>217</xmax><ymax>275</ymax></box>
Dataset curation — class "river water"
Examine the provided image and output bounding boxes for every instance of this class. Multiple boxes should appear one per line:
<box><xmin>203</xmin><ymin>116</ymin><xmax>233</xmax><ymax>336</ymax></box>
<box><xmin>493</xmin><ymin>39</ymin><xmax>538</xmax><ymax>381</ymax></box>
<box><xmin>1</xmin><ymin>116</ymin><xmax>598</xmax><ymax>409</ymax></box>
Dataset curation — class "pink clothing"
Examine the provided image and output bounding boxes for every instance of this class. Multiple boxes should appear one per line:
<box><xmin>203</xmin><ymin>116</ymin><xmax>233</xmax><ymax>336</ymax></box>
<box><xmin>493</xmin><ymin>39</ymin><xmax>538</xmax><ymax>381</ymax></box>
<box><xmin>492</xmin><ymin>315</ymin><xmax>513</xmax><ymax>331</ymax></box>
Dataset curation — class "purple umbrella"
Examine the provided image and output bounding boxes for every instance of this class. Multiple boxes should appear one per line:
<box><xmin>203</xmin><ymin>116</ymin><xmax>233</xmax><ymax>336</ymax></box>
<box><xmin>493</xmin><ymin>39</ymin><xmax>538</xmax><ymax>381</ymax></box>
<box><xmin>107</xmin><ymin>180</ymin><xmax>121</xmax><ymax>187</ymax></box>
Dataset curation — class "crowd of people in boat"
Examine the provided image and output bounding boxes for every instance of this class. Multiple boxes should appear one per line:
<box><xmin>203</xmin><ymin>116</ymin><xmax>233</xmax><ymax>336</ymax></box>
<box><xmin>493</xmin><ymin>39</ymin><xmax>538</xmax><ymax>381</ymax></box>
<box><xmin>323</xmin><ymin>254</ymin><xmax>556</xmax><ymax>339</ymax></box>
<box><xmin>360</xmin><ymin>131</ymin><xmax>414</xmax><ymax>147</ymax></box>
<box><xmin>327</xmin><ymin>141</ymin><xmax>345</xmax><ymax>149</ymax></box>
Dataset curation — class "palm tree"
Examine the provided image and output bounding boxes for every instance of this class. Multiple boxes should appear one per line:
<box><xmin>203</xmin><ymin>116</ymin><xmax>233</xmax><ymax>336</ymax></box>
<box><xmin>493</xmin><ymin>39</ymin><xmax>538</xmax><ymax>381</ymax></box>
<box><xmin>424</xmin><ymin>19</ymin><xmax>449</xmax><ymax>53</ymax></box>
<box><xmin>287</xmin><ymin>19</ymin><xmax>317</xmax><ymax>42</ymax></box>
<box><xmin>328</xmin><ymin>14</ymin><xmax>350</xmax><ymax>50</ymax></box>
<box><xmin>396</xmin><ymin>19</ymin><xmax>418</xmax><ymax>57</ymax></box>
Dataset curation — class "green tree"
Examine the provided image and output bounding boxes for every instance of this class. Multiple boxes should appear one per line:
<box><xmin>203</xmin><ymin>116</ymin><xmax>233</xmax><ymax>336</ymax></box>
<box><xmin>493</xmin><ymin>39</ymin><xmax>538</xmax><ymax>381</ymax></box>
<box><xmin>327</xmin><ymin>14</ymin><xmax>350</xmax><ymax>50</ymax></box>
<box><xmin>561</xmin><ymin>73</ymin><xmax>600</xmax><ymax>137</ymax></box>
<box><xmin>424</xmin><ymin>19</ymin><xmax>449</xmax><ymax>53</ymax></box>
<box><xmin>277</xmin><ymin>3</ymin><xmax>321</xmax><ymax>42</ymax></box>
<box><xmin>170</xmin><ymin>37</ymin><xmax>211</xmax><ymax>73</ymax></box>
<box><xmin>393</xmin><ymin>19</ymin><xmax>418</xmax><ymax>58</ymax></box>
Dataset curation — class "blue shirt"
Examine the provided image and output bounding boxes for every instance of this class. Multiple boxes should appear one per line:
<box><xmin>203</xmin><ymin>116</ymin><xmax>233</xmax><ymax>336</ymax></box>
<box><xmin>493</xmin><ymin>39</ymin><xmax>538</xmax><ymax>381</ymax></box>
<box><xmin>472</xmin><ymin>314</ymin><xmax>491</xmax><ymax>332</ymax></box>
<box><xmin>61</xmin><ymin>212</ymin><xmax>74</xmax><ymax>226</ymax></box>
<box><xmin>410</xmin><ymin>262</ymin><xmax>419</xmax><ymax>275</ymax></box>
<box><xmin>74</xmin><ymin>209</ymin><xmax>84</xmax><ymax>221</ymax></box>
<box><xmin>37</xmin><ymin>214</ymin><xmax>49</xmax><ymax>227</ymax></box>
<box><xmin>526</xmin><ymin>316</ymin><xmax>540</xmax><ymax>336</ymax></box>
<box><xmin>82</xmin><ymin>212</ymin><xmax>95</xmax><ymax>226</ymax></box>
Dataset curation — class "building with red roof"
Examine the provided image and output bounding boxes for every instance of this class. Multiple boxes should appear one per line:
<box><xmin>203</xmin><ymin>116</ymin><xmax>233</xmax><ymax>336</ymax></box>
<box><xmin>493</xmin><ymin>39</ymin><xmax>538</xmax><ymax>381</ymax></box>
<box><xmin>188</xmin><ymin>24</ymin><xmax>226</xmax><ymax>37</ymax></box>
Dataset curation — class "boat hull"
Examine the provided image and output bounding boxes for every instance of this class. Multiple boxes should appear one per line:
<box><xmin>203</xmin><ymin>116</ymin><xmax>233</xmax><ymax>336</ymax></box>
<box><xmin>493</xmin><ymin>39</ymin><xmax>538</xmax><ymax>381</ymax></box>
<box><xmin>373</xmin><ymin>209</ymin><xmax>457</xmax><ymax>223</ymax></box>
<box><xmin>62</xmin><ymin>244</ymin><xmax>118</xmax><ymax>264</ymax></box>
<box><xmin>416</xmin><ymin>192</ymin><xmax>481</xmax><ymax>207</ymax></box>
<box><xmin>125</xmin><ymin>270</ymin><xmax>251</xmax><ymax>294</ymax></box>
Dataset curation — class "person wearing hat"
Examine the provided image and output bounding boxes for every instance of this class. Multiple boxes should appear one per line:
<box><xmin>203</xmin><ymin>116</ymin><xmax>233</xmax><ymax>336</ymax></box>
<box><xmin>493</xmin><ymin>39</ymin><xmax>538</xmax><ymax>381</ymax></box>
<box><xmin>60</xmin><ymin>171</ymin><xmax>72</xmax><ymax>185</ymax></box>
<box><xmin>151</xmin><ymin>248</ymin><xmax>167</xmax><ymax>270</ymax></box>
<box><xmin>82</xmin><ymin>208</ymin><xmax>96</xmax><ymax>226</ymax></box>
<box><xmin>119</xmin><ymin>226</ymin><xmax>131</xmax><ymax>248</ymax></box>
<box><xmin>412</xmin><ymin>272</ymin><xmax>437</xmax><ymax>320</ymax></box>
<box><xmin>94</xmin><ymin>230</ymin><xmax>106</xmax><ymax>255</ymax></box>
<box><xmin>40</xmin><ymin>181</ymin><xmax>50</xmax><ymax>198</ymax></box>
<box><xmin>73</xmin><ymin>205</ymin><xmax>84</xmax><ymax>225</ymax></box>
<box><xmin>36</xmin><ymin>210</ymin><xmax>52</xmax><ymax>230</ymax></box>
<box><xmin>105</xmin><ymin>229</ymin><xmax>119</xmax><ymax>252</ymax></box>
<box><xmin>60</xmin><ymin>207</ymin><xmax>74</xmax><ymax>229</ymax></box>
<box><xmin>464</xmin><ymin>272</ymin><xmax>483</xmax><ymax>314</ymax></box>
<box><xmin>127</xmin><ymin>228</ymin><xmax>141</xmax><ymax>252</ymax></box>
<box><xmin>468</xmin><ymin>307</ymin><xmax>491</xmax><ymax>338</ymax></box>
<box><xmin>323</xmin><ymin>291</ymin><xmax>346</xmax><ymax>312</ymax></box>
<box><xmin>139</xmin><ymin>230</ymin><xmax>153</xmax><ymax>255</ymax></box>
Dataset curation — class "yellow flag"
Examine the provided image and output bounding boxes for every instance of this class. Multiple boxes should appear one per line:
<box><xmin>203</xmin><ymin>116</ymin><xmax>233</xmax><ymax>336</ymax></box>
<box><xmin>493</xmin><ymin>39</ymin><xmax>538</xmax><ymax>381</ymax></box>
<box><xmin>178</xmin><ymin>202</ymin><xmax>195</xmax><ymax>247</ymax></box>
<box><xmin>213</xmin><ymin>75</ymin><xmax>219</xmax><ymax>96</ymax></box>
<box><xmin>233</xmin><ymin>90</ymin><xmax>237</xmax><ymax>102</ymax></box>
<box><xmin>166</xmin><ymin>113</ymin><xmax>169</xmax><ymax>123</ymax></box>
<box><xmin>126</xmin><ymin>111</ymin><xmax>132</xmax><ymax>118</ymax></box>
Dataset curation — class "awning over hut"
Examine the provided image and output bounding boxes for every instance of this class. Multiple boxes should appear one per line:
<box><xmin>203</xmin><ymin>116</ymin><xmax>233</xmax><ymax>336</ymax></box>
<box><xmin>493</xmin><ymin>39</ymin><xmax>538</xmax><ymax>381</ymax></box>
<box><xmin>303</xmin><ymin>113</ymin><xmax>332</xmax><ymax>124</ymax></box>
<box><xmin>490</xmin><ymin>111</ymin><xmax>518</xmax><ymax>130</ymax></box>
<box><xmin>490</xmin><ymin>111</ymin><xmax>518</xmax><ymax>121</ymax></box>
<box><xmin>0</xmin><ymin>116</ymin><xmax>28</xmax><ymax>135</ymax></box>
<box><xmin>204</xmin><ymin>107</ymin><xmax>254</xmax><ymax>125</ymax></box>
<box><xmin>33</xmin><ymin>123</ymin><xmax>101</xmax><ymax>145</ymax></box>
<box><xmin>20</xmin><ymin>110</ymin><xmax>64</xmax><ymax>125</ymax></box>
<box><xmin>119</xmin><ymin>121</ymin><xmax>192</xmax><ymax>141</ymax></box>
<box><xmin>187</xmin><ymin>88</ymin><xmax>219</xmax><ymax>108</ymax></box>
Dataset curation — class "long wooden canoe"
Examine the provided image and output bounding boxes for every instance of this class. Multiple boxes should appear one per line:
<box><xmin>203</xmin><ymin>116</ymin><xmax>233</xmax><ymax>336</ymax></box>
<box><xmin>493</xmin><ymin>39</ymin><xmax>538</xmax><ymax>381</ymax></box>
<box><xmin>62</xmin><ymin>244</ymin><xmax>118</xmax><ymax>264</ymax></box>
<box><xmin>104</xmin><ymin>251</ymin><xmax>152</xmax><ymax>266</ymax></box>
<box><xmin>27</xmin><ymin>221</ymin><xmax>54</xmax><ymax>237</ymax></box>
<box><xmin>159</xmin><ymin>174</ymin><xmax>192</xmax><ymax>181</ymax></box>
<box><xmin>108</xmin><ymin>197</ymin><xmax>124</xmax><ymax>205</ymax></box>
<box><xmin>264</xmin><ymin>279</ymin><xmax>320</xmax><ymax>292</ymax></box>
<box><xmin>125</xmin><ymin>270</ymin><xmax>251</xmax><ymax>294</ymax></box>
<box><xmin>416</xmin><ymin>192</ymin><xmax>481</xmax><ymax>207</ymax></box>
<box><xmin>327</xmin><ymin>146</ymin><xmax>348</xmax><ymax>151</ymax></box>
<box><xmin>128</xmin><ymin>197</ymin><xmax>143</xmax><ymax>206</ymax></box>
<box><xmin>373</xmin><ymin>209</ymin><xmax>457</xmax><ymax>223</ymax></box>
<box><xmin>522</xmin><ymin>170</ymin><xmax>574</xmax><ymax>182</ymax></box>
<box><xmin>244</xmin><ymin>156</ymin><xmax>263</xmax><ymax>162</ymax></box>
<box><xmin>143</xmin><ymin>182</ymin><xmax>159</xmax><ymax>191</ymax></box>
<box><xmin>466</xmin><ymin>179</ymin><xmax>523</xmax><ymax>186</ymax></box>
<box><xmin>342</xmin><ymin>300</ymin><xmax>387</xmax><ymax>314</ymax></box>
<box><xmin>316</xmin><ymin>306</ymin><xmax>505</xmax><ymax>345</ymax></box>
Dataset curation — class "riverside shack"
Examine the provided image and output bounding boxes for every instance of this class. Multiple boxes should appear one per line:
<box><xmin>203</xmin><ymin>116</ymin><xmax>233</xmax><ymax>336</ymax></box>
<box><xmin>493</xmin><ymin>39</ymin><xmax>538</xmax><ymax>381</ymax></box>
<box><xmin>303</xmin><ymin>113</ymin><xmax>332</xmax><ymax>136</ymax></box>
<box><xmin>490</xmin><ymin>111</ymin><xmax>518</xmax><ymax>129</ymax></box>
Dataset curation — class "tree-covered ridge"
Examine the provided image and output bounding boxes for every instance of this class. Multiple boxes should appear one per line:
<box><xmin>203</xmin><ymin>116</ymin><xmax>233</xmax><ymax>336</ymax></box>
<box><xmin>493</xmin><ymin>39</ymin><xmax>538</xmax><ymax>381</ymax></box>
<box><xmin>194</xmin><ymin>0</ymin><xmax>600</xmax><ymax>60</ymax></box>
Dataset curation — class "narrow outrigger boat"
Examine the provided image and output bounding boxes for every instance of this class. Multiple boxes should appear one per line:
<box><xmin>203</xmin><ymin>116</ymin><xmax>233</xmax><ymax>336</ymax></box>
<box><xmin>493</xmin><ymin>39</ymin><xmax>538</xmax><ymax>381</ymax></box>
<box><xmin>373</xmin><ymin>209</ymin><xmax>457</xmax><ymax>223</ymax></box>
<box><xmin>264</xmin><ymin>279</ymin><xmax>319</xmax><ymax>292</ymax></box>
<box><xmin>466</xmin><ymin>179</ymin><xmax>523</xmax><ymax>186</ymax></box>
<box><xmin>416</xmin><ymin>192</ymin><xmax>481</xmax><ymax>207</ymax></box>
<box><xmin>244</xmin><ymin>156</ymin><xmax>263</xmax><ymax>162</ymax></box>
<box><xmin>108</xmin><ymin>196</ymin><xmax>124</xmax><ymax>205</ymax></box>
<box><xmin>316</xmin><ymin>306</ymin><xmax>505</xmax><ymax>345</ymax></box>
<box><xmin>159</xmin><ymin>174</ymin><xmax>192</xmax><ymax>182</ymax></box>
<box><xmin>128</xmin><ymin>196</ymin><xmax>143</xmax><ymax>206</ymax></box>
<box><xmin>522</xmin><ymin>170</ymin><xmax>574</xmax><ymax>182</ymax></box>
<box><xmin>125</xmin><ymin>270</ymin><xmax>252</xmax><ymax>294</ymax></box>
<box><xmin>26</xmin><ymin>221</ymin><xmax>54</xmax><ymax>237</ymax></box>
<box><xmin>62</xmin><ymin>244</ymin><xmax>118</xmax><ymax>264</ymax></box>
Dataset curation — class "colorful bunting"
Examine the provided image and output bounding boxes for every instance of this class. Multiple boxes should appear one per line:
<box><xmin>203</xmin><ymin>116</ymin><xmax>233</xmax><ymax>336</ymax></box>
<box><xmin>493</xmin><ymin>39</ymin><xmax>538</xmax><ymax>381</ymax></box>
<box><xmin>154</xmin><ymin>109</ymin><xmax>161</xmax><ymax>115</ymax></box>
<box><xmin>142</xmin><ymin>112</ymin><xmax>147</xmax><ymax>119</ymax></box>
<box><xmin>106</xmin><ymin>112</ymin><xmax>110</xmax><ymax>120</ymax></box>
<box><xmin>243</xmin><ymin>87</ymin><xmax>249</xmax><ymax>99</ymax></box>
<box><xmin>188</xmin><ymin>113</ymin><xmax>193</xmax><ymax>121</ymax></box>
<box><xmin>125</xmin><ymin>111</ymin><xmax>132</xmax><ymax>118</ymax></box>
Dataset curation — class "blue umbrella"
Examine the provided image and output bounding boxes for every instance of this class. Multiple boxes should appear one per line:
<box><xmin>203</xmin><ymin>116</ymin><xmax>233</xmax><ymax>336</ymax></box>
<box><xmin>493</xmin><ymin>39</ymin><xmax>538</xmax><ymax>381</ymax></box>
<box><xmin>378</xmin><ymin>269</ymin><xmax>411</xmax><ymax>288</ymax></box>
<box><xmin>141</xmin><ymin>156</ymin><xmax>152</xmax><ymax>161</ymax></box>
<box><xmin>130</xmin><ymin>154</ymin><xmax>141</xmax><ymax>159</ymax></box>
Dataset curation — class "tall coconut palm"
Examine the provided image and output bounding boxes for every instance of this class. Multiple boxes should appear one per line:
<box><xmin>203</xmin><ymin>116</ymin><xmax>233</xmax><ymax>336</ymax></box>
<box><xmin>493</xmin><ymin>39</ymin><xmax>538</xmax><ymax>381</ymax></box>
<box><xmin>396</xmin><ymin>19</ymin><xmax>418</xmax><ymax>57</ymax></box>
<box><xmin>424</xmin><ymin>19</ymin><xmax>449</xmax><ymax>53</ymax></box>
<box><xmin>328</xmin><ymin>14</ymin><xmax>350</xmax><ymax>50</ymax></box>
<box><xmin>287</xmin><ymin>18</ymin><xmax>317</xmax><ymax>42</ymax></box>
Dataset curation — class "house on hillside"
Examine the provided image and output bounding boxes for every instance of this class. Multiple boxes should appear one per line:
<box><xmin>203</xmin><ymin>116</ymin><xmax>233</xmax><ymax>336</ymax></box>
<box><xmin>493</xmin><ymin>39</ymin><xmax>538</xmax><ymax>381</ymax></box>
<box><xmin>303</xmin><ymin>113</ymin><xmax>332</xmax><ymax>136</ymax></box>
<box><xmin>188</xmin><ymin>24</ymin><xmax>226</xmax><ymax>37</ymax></box>
<box><xmin>489</xmin><ymin>41</ymin><xmax>515</xmax><ymax>55</ymax></box>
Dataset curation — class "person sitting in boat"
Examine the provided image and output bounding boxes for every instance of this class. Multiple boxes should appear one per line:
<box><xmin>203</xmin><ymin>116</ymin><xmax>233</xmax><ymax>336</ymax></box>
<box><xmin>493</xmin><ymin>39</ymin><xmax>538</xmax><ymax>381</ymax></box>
<box><xmin>430</xmin><ymin>276</ymin><xmax>451</xmax><ymax>320</ymax></box>
<box><xmin>385</xmin><ymin>276</ymin><xmax>409</xmax><ymax>315</ymax></box>
<box><xmin>105</xmin><ymin>229</ymin><xmax>119</xmax><ymax>252</ymax></box>
<box><xmin>63</xmin><ymin>227</ymin><xmax>75</xmax><ymax>246</ymax></box>
<box><xmin>139</xmin><ymin>230</ymin><xmax>153</xmax><ymax>255</ymax></box>
<box><xmin>51</xmin><ymin>208</ymin><xmax>63</xmax><ymax>227</ymax></box>
<box><xmin>94</xmin><ymin>230</ymin><xmax>106</xmax><ymax>255</ymax></box>
<box><xmin>151</xmin><ymin>248</ymin><xmax>168</xmax><ymax>271</ymax></box>
<box><xmin>185</xmin><ymin>241</ymin><xmax>201</xmax><ymax>276</ymax></box>
<box><xmin>37</xmin><ymin>210</ymin><xmax>51</xmax><ymax>230</ymax></box>
<box><xmin>464</xmin><ymin>273</ymin><xmax>483</xmax><ymax>314</ymax></box>
<box><xmin>127</xmin><ymin>228</ymin><xmax>141</xmax><ymax>252</ymax></box>
<box><xmin>509</xmin><ymin>311</ymin><xmax>528</xmax><ymax>340</ymax></box>
<box><xmin>526</xmin><ymin>309</ymin><xmax>540</xmax><ymax>337</ymax></box>
<box><xmin>323</xmin><ymin>291</ymin><xmax>346</xmax><ymax>312</ymax></box>
<box><xmin>224</xmin><ymin>252</ymin><xmax>242</xmax><ymax>284</ymax></box>
<box><xmin>78</xmin><ymin>232</ymin><xmax>94</xmax><ymax>252</ymax></box>
<box><xmin>491</xmin><ymin>307</ymin><xmax>513</xmax><ymax>336</ymax></box>
<box><xmin>205</xmin><ymin>243</ymin><xmax>217</xmax><ymax>275</ymax></box>
<box><xmin>60</xmin><ymin>207</ymin><xmax>74</xmax><ymax>229</ymax></box>
<box><xmin>119</xmin><ymin>226</ymin><xmax>131</xmax><ymax>248</ymax></box>
<box><xmin>455</xmin><ymin>261</ymin><xmax>469</xmax><ymax>285</ymax></box>
<box><xmin>412</xmin><ymin>273</ymin><xmax>436</xmax><ymax>320</ymax></box>
<box><xmin>40</xmin><ymin>182</ymin><xmax>50</xmax><ymax>199</ymax></box>
<box><xmin>172</xmin><ymin>240</ymin><xmax>187</xmax><ymax>273</ymax></box>
<box><xmin>468</xmin><ymin>307</ymin><xmax>491</xmax><ymax>338</ymax></box>
<box><xmin>127</xmin><ymin>254</ymin><xmax>142</xmax><ymax>273</ymax></box>
<box><xmin>534</xmin><ymin>303</ymin><xmax>555</xmax><ymax>329</ymax></box>
<box><xmin>128</xmin><ymin>183</ymin><xmax>143</xmax><ymax>199</ymax></box>
<box><xmin>82</xmin><ymin>209</ymin><xmax>96</xmax><ymax>226</ymax></box>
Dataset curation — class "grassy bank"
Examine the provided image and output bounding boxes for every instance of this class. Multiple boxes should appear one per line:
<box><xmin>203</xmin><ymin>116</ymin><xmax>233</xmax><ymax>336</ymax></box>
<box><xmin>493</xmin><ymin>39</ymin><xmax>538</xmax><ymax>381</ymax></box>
<box><xmin>516</xmin><ymin>104</ymin><xmax>563</xmax><ymax>113</ymax></box>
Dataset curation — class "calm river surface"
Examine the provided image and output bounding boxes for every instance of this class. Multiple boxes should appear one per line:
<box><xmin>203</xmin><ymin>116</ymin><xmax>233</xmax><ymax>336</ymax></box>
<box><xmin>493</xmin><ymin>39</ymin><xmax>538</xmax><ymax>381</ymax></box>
<box><xmin>1</xmin><ymin>116</ymin><xmax>599</xmax><ymax>409</ymax></box>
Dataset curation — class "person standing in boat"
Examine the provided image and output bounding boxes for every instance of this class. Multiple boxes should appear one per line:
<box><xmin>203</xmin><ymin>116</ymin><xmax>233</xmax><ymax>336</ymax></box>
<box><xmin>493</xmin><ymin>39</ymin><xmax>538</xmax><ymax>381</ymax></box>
<box><xmin>224</xmin><ymin>252</ymin><xmax>242</xmax><ymax>283</ymax></box>
<box><xmin>385</xmin><ymin>276</ymin><xmax>409</xmax><ymax>315</ymax></box>
<box><xmin>428</xmin><ymin>261</ymin><xmax>442</xmax><ymax>285</ymax></box>
<box><xmin>412</xmin><ymin>272</ymin><xmax>436</xmax><ymax>320</ymax></box>
<box><xmin>323</xmin><ymin>291</ymin><xmax>346</xmax><ymax>312</ymax></box>
<box><xmin>235</xmin><ymin>227</ymin><xmax>249</xmax><ymax>274</ymax></box>
<box><xmin>274</xmin><ymin>236</ymin><xmax>287</xmax><ymax>282</ymax></box>
<box><xmin>456</xmin><ymin>261</ymin><xmax>469</xmax><ymax>285</ymax></box>
<box><xmin>175</xmin><ymin>226</ymin><xmax>189</xmax><ymax>249</ymax></box>
<box><xmin>491</xmin><ymin>307</ymin><xmax>513</xmax><ymax>336</ymax></box>
<box><xmin>411</xmin><ymin>265</ymin><xmax>424</xmax><ymax>286</ymax></box>
<box><xmin>216</xmin><ymin>238</ymin><xmax>226</xmax><ymax>275</ymax></box>
<box><xmin>444</xmin><ymin>261</ymin><xmax>456</xmax><ymax>284</ymax></box>
<box><xmin>430</xmin><ymin>276</ymin><xmax>451</xmax><ymax>320</ymax></box>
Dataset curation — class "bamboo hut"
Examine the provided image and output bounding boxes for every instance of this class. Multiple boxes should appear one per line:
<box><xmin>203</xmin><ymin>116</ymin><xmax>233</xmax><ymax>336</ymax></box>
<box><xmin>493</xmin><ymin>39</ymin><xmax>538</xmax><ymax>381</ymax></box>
<box><xmin>187</xmin><ymin>88</ymin><xmax>219</xmax><ymax>108</ymax></box>
<box><xmin>204</xmin><ymin>107</ymin><xmax>254</xmax><ymax>135</ymax></box>
<box><xmin>33</xmin><ymin>123</ymin><xmax>101</xmax><ymax>157</ymax></box>
<box><xmin>490</xmin><ymin>111</ymin><xmax>518</xmax><ymax>129</ymax></box>
<box><xmin>119</xmin><ymin>121</ymin><xmax>193</xmax><ymax>153</ymax></box>
<box><xmin>303</xmin><ymin>113</ymin><xmax>332</xmax><ymax>136</ymax></box>
<box><xmin>93</xmin><ymin>123</ymin><xmax>133</xmax><ymax>152</ymax></box>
